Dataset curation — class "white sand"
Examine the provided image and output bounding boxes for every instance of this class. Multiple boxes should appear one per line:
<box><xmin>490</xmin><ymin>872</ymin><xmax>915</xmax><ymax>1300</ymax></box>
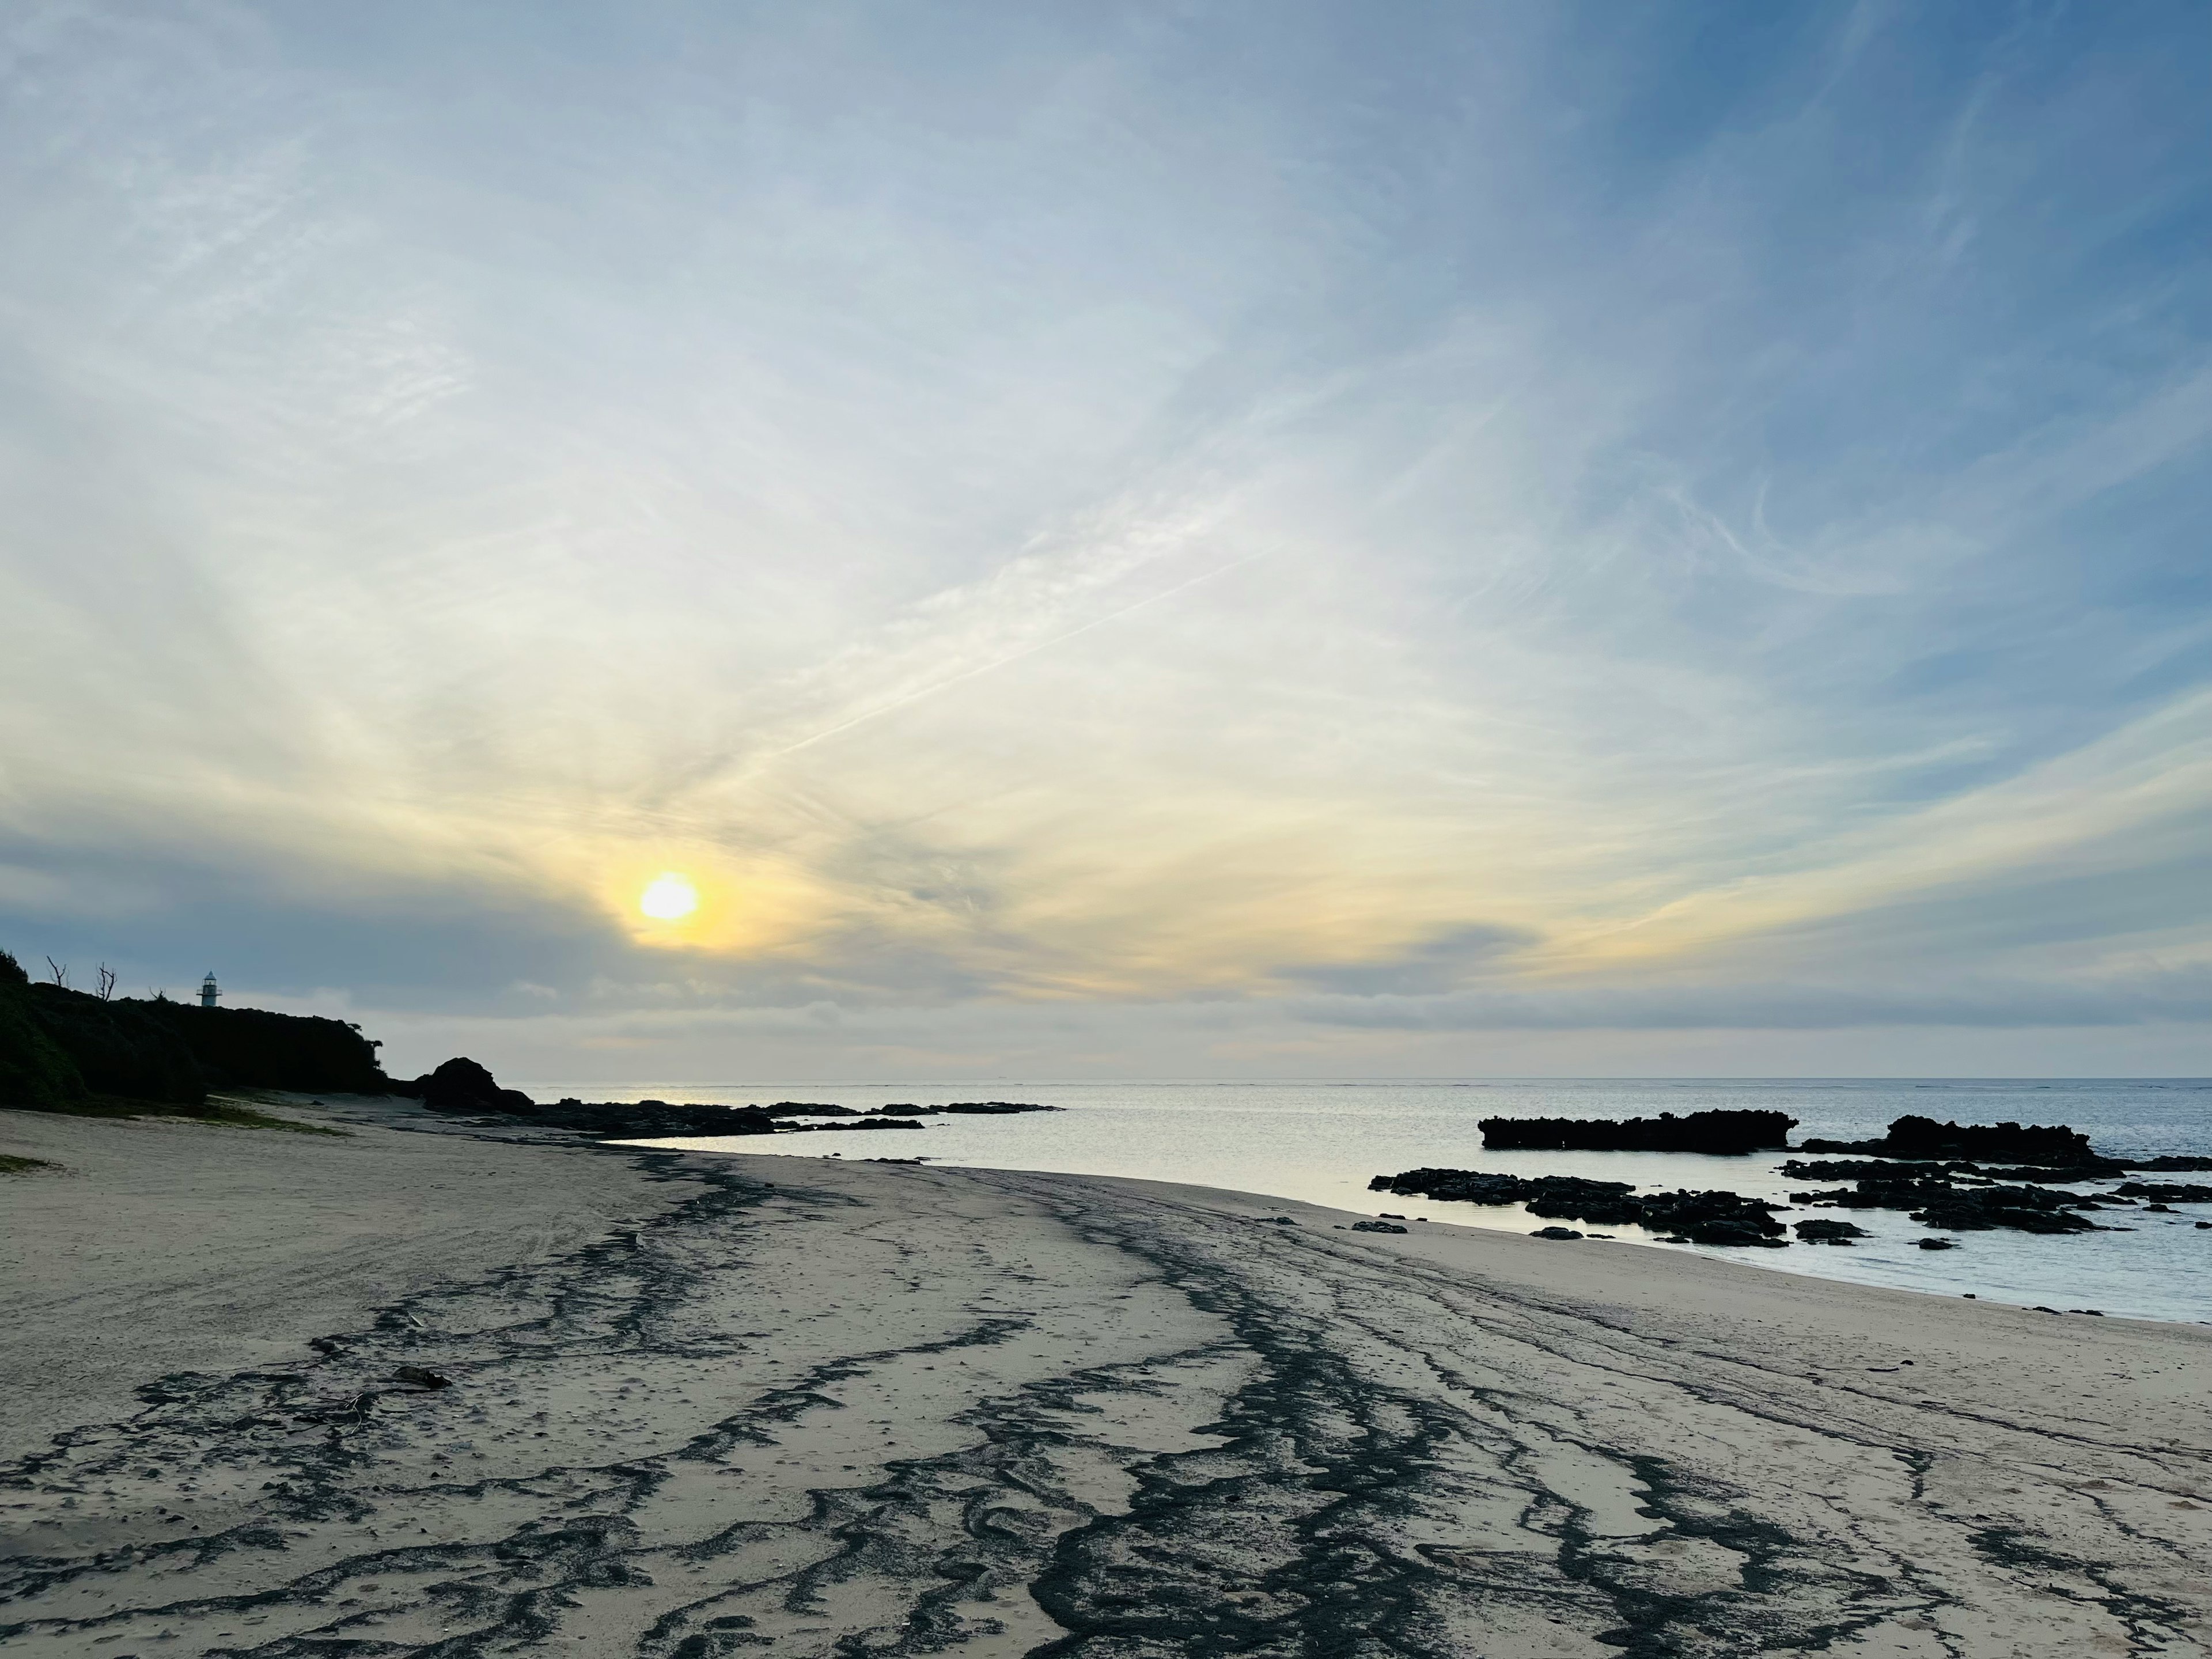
<box><xmin>2</xmin><ymin>1096</ymin><xmax>2207</xmax><ymax>1657</ymax></box>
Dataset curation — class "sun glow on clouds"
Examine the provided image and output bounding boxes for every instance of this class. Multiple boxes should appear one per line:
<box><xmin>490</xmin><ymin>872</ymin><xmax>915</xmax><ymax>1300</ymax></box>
<box><xmin>1</xmin><ymin>4</ymin><xmax>2209</xmax><ymax>1071</ymax></box>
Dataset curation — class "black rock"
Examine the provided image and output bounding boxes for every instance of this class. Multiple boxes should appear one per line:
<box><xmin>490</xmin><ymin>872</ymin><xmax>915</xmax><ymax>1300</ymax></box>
<box><xmin>1782</xmin><ymin>1158</ymin><xmax>1967</xmax><ymax>1183</ymax></box>
<box><xmin>1907</xmin><ymin>1187</ymin><xmax>2100</xmax><ymax>1234</ymax></box>
<box><xmin>1797</xmin><ymin>1114</ymin><xmax>2108</xmax><ymax>1169</ymax></box>
<box><xmin>1479</xmin><ymin>1109</ymin><xmax>1795</xmax><ymax>1154</ymax></box>
<box><xmin>2127</xmin><ymin>1156</ymin><xmax>2212</xmax><ymax>1172</ymax></box>
<box><xmin>1530</xmin><ymin>1226</ymin><xmax>1584</xmax><ymax>1240</ymax></box>
<box><xmin>1916</xmin><ymin>1237</ymin><xmax>1957</xmax><ymax>1250</ymax></box>
<box><xmin>2113</xmin><ymin>1181</ymin><xmax>2212</xmax><ymax>1203</ymax></box>
<box><xmin>1370</xmin><ymin>1167</ymin><xmax>1785</xmax><ymax>1244</ymax></box>
<box><xmin>1350</xmin><ymin>1219</ymin><xmax>1408</xmax><ymax>1234</ymax></box>
<box><xmin>1793</xmin><ymin>1176</ymin><xmax>2101</xmax><ymax>1234</ymax></box>
<box><xmin>1632</xmin><ymin>1188</ymin><xmax>1789</xmax><ymax>1245</ymax></box>
<box><xmin>1793</xmin><ymin>1218</ymin><xmax>1870</xmax><ymax>1244</ymax></box>
<box><xmin>416</xmin><ymin>1057</ymin><xmax>536</xmax><ymax>1115</ymax></box>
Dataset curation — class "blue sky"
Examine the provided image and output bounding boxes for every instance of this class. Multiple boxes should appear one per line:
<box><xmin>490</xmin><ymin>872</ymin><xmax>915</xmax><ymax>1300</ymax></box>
<box><xmin>2</xmin><ymin>1</ymin><xmax>2207</xmax><ymax>1078</ymax></box>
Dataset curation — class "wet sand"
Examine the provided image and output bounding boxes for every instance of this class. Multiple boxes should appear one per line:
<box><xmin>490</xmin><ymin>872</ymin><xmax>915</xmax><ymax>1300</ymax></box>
<box><xmin>2</xmin><ymin>1095</ymin><xmax>2207</xmax><ymax>1656</ymax></box>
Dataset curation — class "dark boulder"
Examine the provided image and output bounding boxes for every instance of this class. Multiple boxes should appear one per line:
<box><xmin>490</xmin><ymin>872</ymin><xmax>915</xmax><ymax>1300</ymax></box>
<box><xmin>1530</xmin><ymin>1226</ymin><xmax>1584</xmax><ymax>1240</ymax></box>
<box><xmin>416</xmin><ymin>1057</ymin><xmax>536</xmax><ymax>1115</ymax></box>
<box><xmin>2127</xmin><ymin>1156</ymin><xmax>2212</xmax><ymax>1173</ymax></box>
<box><xmin>1793</xmin><ymin>1218</ymin><xmax>1870</xmax><ymax>1244</ymax></box>
<box><xmin>1350</xmin><ymin>1219</ymin><xmax>1408</xmax><ymax>1234</ymax></box>
<box><xmin>1916</xmin><ymin>1237</ymin><xmax>1957</xmax><ymax>1250</ymax></box>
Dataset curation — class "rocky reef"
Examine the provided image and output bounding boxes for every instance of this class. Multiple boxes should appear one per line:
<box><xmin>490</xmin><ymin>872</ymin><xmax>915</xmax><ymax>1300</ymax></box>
<box><xmin>396</xmin><ymin>1059</ymin><xmax>1059</xmax><ymax>1139</ymax></box>
<box><xmin>1797</xmin><ymin>1115</ymin><xmax>2107</xmax><ymax>1169</ymax></box>
<box><xmin>1478</xmin><ymin>1109</ymin><xmax>1796</xmax><ymax>1154</ymax></box>
<box><xmin>1787</xmin><ymin>1175</ymin><xmax>2105</xmax><ymax>1234</ymax></box>
<box><xmin>1369</xmin><ymin>1168</ymin><xmax>1786</xmax><ymax>1245</ymax></box>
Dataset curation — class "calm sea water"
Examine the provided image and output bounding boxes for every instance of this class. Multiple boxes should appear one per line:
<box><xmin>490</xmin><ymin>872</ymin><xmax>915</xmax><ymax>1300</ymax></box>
<box><xmin>515</xmin><ymin>1078</ymin><xmax>2212</xmax><ymax>1324</ymax></box>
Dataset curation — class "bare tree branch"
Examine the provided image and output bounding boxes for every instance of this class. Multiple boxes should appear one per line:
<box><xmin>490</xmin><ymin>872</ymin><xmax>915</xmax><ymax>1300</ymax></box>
<box><xmin>44</xmin><ymin>956</ymin><xmax>69</xmax><ymax>988</ymax></box>
<box><xmin>96</xmin><ymin>963</ymin><xmax>118</xmax><ymax>1001</ymax></box>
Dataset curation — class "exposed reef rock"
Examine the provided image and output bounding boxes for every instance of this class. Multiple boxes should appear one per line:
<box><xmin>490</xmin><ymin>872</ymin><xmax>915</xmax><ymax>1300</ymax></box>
<box><xmin>2113</xmin><ymin>1181</ymin><xmax>2212</xmax><ymax>1203</ymax></box>
<box><xmin>1369</xmin><ymin>1170</ymin><xmax>1638</xmax><ymax>1215</ymax></box>
<box><xmin>1369</xmin><ymin>1168</ymin><xmax>1786</xmax><ymax>1245</ymax></box>
<box><xmin>915</xmin><ymin>1100</ymin><xmax>1062</xmax><ymax>1115</ymax></box>
<box><xmin>1781</xmin><ymin>1157</ymin><xmax>2130</xmax><ymax>1188</ymax></box>
<box><xmin>1797</xmin><ymin>1115</ymin><xmax>2108</xmax><ymax>1169</ymax></box>
<box><xmin>1790</xmin><ymin>1177</ymin><xmax>2103</xmax><ymax>1234</ymax></box>
<box><xmin>1478</xmin><ymin>1108</ymin><xmax>1796</xmax><ymax>1154</ymax></box>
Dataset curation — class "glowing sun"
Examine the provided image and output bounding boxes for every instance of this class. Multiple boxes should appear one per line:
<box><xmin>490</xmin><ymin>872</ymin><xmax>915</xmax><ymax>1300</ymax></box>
<box><xmin>639</xmin><ymin>872</ymin><xmax>699</xmax><ymax>921</ymax></box>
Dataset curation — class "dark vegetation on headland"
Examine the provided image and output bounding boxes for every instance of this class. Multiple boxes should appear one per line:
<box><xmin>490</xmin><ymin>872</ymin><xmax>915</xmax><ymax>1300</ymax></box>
<box><xmin>1</xmin><ymin>949</ymin><xmax>382</xmax><ymax>1118</ymax></box>
<box><xmin>394</xmin><ymin>1055</ymin><xmax>1058</xmax><ymax>1138</ymax></box>
<box><xmin>1</xmin><ymin>946</ymin><xmax>1061</xmax><ymax>1141</ymax></box>
<box><xmin>1479</xmin><ymin>1109</ymin><xmax>1796</xmax><ymax>1154</ymax></box>
<box><xmin>1380</xmin><ymin>1110</ymin><xmax>2212</xmax><ymax>1247</ymax></box>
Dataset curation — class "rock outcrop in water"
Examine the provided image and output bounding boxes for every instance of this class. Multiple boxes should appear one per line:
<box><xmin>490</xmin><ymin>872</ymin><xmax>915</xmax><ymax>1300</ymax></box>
<box><xmin>1478</xmin><ymin>1109</ymin><xmax>1796</xmax><ymax>1154</ymax></box>
<box><xmin>396</xmin><ymin>1062</ymin><xmax>1063</xmax><ymax>1138</ymax></box>
<box><xmin>2113</xmin><ymin>1181</ymin><xmax>2212</xmax><ymax>1204</ymax></box>
<box><xmin>1788</xmin><ymin>1176</ymin><xmax>2104</xmax><ymax>1234</ymax></box>
<box><xmin>1369</xmin><ymin>1168</ymin><xmax>1786</xmax><ymax>1245</ymax></box>
<box><xmin>1793</xmin><ymin>1218</ymin><xmax>1869</xmax><ymax>1244</ymax></box>
<box><xmin>1797</xmin><ymin>1115</ymin><xmax>2108</xmax><ymax>1169</ymax></box>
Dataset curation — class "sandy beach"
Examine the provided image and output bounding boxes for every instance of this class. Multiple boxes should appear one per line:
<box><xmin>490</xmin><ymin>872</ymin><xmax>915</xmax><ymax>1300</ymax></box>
<box><xmin>4</xmin><ymin>1097</ymin><xmax>2209</xmax><ymax>1657</ymax></box>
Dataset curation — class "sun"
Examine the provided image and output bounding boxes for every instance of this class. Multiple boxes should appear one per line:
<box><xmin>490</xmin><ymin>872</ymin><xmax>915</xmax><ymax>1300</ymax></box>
<box><xmin>639</xmin><ymin>872</ymin><xmax>699</xmax><ymax>922</ymax></box>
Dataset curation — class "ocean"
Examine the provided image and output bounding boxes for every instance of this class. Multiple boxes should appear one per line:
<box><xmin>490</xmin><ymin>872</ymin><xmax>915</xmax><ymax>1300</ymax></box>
<box><xmin>513</xmin><ymin>1077</ymin><xmax>2212</xmax><ymax>1324</ymax></box>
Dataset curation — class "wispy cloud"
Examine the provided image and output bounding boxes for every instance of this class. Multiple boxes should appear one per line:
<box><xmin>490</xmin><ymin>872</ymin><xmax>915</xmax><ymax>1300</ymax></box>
<box><xmin>3</xmin><ymin>0</ymin><xmax>2207</xmax><ymax>1074</ymax></box>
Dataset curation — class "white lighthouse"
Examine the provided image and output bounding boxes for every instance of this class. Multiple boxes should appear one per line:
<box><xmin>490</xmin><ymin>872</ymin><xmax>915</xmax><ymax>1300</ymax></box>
<box><xmin>200</xmin><ymin>971</ymin><xmax>219</xmax><ymax>1009</ymax></box>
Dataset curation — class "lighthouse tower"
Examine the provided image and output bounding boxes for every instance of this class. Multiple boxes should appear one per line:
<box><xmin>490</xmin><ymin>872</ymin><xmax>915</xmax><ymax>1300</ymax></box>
<box><xmin>200</xmin><ymin>971</ymin><xmax>219</xmax><ymax>1009</ymax></box>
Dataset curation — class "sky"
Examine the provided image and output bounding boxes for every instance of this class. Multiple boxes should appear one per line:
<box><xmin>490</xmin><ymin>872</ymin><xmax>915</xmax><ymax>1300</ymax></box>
<box><xmin>3</xmin><ymin>1</ymin><xmax>2209</xmax><ymax>1081</ymax></box>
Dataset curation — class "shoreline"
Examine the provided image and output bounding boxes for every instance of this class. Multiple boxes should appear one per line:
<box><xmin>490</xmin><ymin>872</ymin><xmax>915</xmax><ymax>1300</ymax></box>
<box><xmin>5</xmin><ymin>1094</ymin><xmax>2209</xmax><ymax>1654</ymax></box>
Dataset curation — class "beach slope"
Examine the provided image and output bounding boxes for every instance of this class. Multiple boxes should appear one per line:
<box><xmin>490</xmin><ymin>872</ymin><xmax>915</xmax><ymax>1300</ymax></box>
<box><xmin>2</xmin><ymin>1101</ymin><xmax>2206</xmax><ymax>1657</ymax></box>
